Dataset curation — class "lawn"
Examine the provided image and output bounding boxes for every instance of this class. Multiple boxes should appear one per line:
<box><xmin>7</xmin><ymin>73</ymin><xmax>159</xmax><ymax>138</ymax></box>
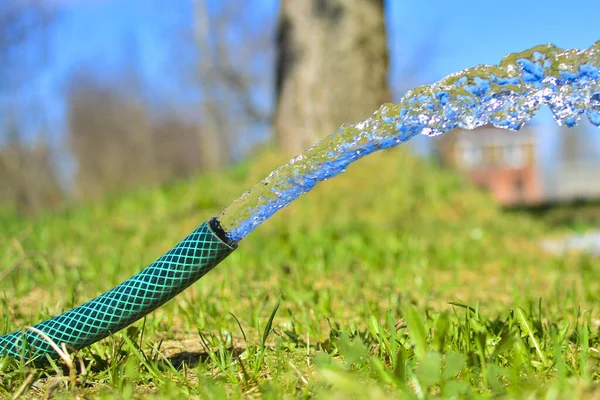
<box><xmin>1</xmin><ymin>147</ymin><xmax>599</xmax><ymax>399</ymax></box>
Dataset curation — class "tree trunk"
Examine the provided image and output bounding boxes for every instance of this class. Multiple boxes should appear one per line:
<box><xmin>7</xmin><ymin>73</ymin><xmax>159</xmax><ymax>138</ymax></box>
<box><xmin>275</xmin><ymin>0</ymin><xmax>390</xmax><ymax>154</ymax></box>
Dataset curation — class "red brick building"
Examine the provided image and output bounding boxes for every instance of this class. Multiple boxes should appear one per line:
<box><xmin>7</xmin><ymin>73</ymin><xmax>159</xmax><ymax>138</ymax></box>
<box><xmin>436</xmin><ymin>126</ymin><xmax>542</xmax><ymax>206</ymax></box>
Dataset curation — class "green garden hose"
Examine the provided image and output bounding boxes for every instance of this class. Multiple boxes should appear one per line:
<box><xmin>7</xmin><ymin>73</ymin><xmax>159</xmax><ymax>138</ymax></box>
<box><xmin>0</xmin><ymin>218</ymin><xmax>236</xmax><ymax>362</ymax></box>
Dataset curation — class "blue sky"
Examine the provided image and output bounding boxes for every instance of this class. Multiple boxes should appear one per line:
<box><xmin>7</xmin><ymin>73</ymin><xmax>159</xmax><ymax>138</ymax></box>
<box><xmin>386</xmin><ymin>0</ymin><xmax>600</xmax><ymax>167</ymax></box>
<box><xmin>50</xmin><ymin>0</ymin><xmax>600</xmax><ymax>95</ymax></box>
<box><xmin>26</xmin><ymin>0</ymin><xmax>600</xmax><ymax>172</ymax></box>
<box><xmin>389</xmin><ymin>0</ymin><xmax>600</xmax><ymax>83</ymax></box>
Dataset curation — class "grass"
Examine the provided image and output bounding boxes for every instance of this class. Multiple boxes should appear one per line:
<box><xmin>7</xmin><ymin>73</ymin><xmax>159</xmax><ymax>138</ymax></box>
<box><xmin>1</xmin><ymin>147</ymin><xmax>599</xmax><ymax>398</ymax></box>
<box><xmin>511</xmin><ymin>199</ymin><xmax>600</xmax><ymax>232</ymax></box>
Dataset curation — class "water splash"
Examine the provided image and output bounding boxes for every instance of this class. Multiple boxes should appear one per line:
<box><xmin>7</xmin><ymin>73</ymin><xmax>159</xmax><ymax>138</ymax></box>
<box><xmin>217</xmin><ymin>40</ymin><xmax>600</xmax><ymax>243</ymax></box>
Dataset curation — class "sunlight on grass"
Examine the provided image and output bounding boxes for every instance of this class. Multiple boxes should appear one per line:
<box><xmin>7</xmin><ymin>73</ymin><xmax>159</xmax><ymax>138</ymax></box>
<box><xmin>1</xmin><ymin>148</ymin><xmax>599</xmax><ymax>398</ymax></box>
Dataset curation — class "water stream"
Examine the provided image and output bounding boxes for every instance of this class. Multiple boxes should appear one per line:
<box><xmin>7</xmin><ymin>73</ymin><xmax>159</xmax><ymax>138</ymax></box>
<box><xmin>217</xmin><ymin>41</ymin><xmax>600</xmax><ymax>243</ymax></box>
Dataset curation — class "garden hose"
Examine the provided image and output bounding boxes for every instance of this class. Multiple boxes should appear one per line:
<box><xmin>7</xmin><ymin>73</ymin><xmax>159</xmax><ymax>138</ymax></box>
<box><xmin>0</xmin><ymin>218</ymin><xmax>236</xmax><ymax>362</ymax></box>
<box><xmin>3</xmin><ymin>40</ymin><xmax>600</xmax><ymax>364</ymax></box>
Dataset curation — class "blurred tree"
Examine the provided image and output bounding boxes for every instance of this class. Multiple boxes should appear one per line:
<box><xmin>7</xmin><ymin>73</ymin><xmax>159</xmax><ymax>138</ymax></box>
<box><xmin>0</xmin><ymin>120</ymin><xmax>63</xmax><ymax>213</ymax></box>
<box><xmin>274</xmin><ymin>0</ymin><xmax>390</xmax><ymax>154</ymax></box>
<box><xmin>191</xmin><ymin>0</ymin><xmax>274</xmax><ymax>167</ymax></box>
<box><xmin>150</xmin><ymin>113</ymin><xmax>202</xmax><ymax>179</ymax></box>
<box><xmin>67</xmin><ymin>71</ymin><xmax>207</xmax><ymax>199</ymax></box>
<box><xmin>0</xmin><ymin>0</ymin><xmax>62</xmax><ymax>212</ymax></box>
<box><xmin>67</xmin><ymin>73</ymin><xmax>155</xmax><ymax>199</ymax></box>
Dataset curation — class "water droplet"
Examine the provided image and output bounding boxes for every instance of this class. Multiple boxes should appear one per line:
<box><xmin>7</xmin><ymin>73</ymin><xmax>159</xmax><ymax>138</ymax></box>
<box><xmin>588</xmin><ymin>92</ymin><xmax>600</xmax><ymax>126</ymax></box>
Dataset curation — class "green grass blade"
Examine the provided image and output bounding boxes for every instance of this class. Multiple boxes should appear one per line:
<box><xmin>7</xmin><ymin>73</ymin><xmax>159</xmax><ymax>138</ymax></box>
<box><xmin>404</xmin><ymin>307</ymin><xmax>427</xmax><ymax>360</ymax></box>
<box><xmin>515</xmin><ymin>307</ymin><xmax>546</xmax><ymax>364</ymax></box>
<box><xmin>261</xmin><ymin>296</ymin><xmax>281</xmax><ymax>350</ymax></box>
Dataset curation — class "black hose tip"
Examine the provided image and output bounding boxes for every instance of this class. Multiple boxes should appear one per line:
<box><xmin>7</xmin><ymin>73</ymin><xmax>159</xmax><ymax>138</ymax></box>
<box><xmin>209</xmin><ymin>218</ymin><xmax>237</xmax><ymax>248</ymax></box>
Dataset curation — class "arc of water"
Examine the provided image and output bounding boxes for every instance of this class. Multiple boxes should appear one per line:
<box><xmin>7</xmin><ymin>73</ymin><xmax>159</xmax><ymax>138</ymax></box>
<box><xmin>217</xmin><ymin>41</ymin><xmax>600</xmax><ymax>242</ymax></box>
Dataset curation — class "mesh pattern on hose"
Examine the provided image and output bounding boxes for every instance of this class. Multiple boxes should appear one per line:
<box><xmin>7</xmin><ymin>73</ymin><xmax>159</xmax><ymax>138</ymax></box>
<box><xmin>0</xmin><ymin>220</ymin><xmax>235</xmax><ymax>362</ymax></box>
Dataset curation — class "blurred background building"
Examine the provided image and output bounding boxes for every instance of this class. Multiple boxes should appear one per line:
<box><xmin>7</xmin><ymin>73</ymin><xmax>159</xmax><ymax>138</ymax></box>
<box><xmin>0</xmin><ymin>0</ymin><xmax>599</xmax><ymax>214</ymax></box>
<box><xmin>435</xmin><ymin>124</ymin><xmax>600</xmax><ymax>206</ymax></box>
<box><xmin>436</xmin><ymin>126</ymin><xmax>542</xmax><ymax>206</ymax></box>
